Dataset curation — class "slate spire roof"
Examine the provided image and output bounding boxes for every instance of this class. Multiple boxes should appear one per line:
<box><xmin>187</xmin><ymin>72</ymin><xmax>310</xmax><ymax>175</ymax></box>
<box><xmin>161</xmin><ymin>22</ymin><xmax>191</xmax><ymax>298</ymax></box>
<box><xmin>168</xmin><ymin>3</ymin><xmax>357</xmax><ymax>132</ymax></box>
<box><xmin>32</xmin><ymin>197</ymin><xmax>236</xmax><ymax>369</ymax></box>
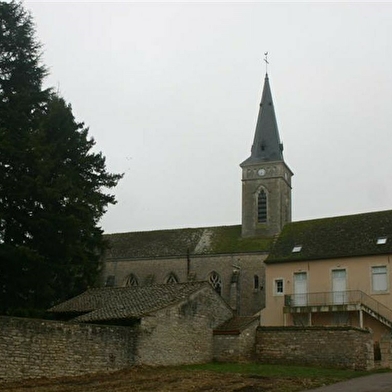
<box><xmin>241</xmin><ymin>73</ymin><xmax>283</xmax><ymax>165</ymax></box>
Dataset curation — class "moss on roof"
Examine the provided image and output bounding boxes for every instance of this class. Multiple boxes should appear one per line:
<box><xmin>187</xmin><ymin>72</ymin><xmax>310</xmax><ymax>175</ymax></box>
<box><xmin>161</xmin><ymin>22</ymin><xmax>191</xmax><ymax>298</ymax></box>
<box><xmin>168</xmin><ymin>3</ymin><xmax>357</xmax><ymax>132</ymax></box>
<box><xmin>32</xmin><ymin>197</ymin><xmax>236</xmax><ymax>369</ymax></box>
<box><xmin>206</xmin><ymin>225</ymin><xmax>273</xmax><ymax>254</ymax></box>
<box><xmin>49</xmin><ymin>282</ymin><xmax>223</xmax><ymax>323</ymax></box>
<box><xmin>104</xmin><ymin>225</ymin><xmax>273</xmax><ymax>260</ymax></box>
<box><xmin>266</xmin><ymin>210</ymin><xmax>392</xmax><ymax>263</ymax></box>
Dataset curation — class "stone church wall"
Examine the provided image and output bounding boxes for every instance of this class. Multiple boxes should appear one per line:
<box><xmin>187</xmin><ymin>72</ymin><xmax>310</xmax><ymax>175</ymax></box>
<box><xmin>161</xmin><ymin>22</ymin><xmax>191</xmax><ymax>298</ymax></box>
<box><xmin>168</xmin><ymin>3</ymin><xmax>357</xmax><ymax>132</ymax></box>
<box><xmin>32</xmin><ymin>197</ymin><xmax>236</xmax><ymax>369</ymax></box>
<box><xmin>256</xmin><ymin>326</ymin><xmax>374</xmax><ymax>370</ymax></box>
<box><xmin>191</xmin><ymin>253</ymin><xmax>266</xmax><ymax>316</ymax></box>
<box><xmin>104</xmin><ymin>252</ymin><xmax>267</xmax><ymax>316</ymax></box>
<box><xmin>0</xmin><ymin>316</ymin><xmax>136</xmax><ymax>381</ymax></box>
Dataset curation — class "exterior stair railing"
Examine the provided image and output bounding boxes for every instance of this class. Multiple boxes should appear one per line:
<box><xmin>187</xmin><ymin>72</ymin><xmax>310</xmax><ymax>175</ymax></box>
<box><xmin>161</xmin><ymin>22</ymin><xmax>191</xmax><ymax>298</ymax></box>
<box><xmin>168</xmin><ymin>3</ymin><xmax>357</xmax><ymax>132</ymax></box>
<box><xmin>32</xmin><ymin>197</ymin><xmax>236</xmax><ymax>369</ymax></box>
<box><xmin>284</xmin><ymin>290</ymin><xmax>392</xmax><ymax>328</ymax></box>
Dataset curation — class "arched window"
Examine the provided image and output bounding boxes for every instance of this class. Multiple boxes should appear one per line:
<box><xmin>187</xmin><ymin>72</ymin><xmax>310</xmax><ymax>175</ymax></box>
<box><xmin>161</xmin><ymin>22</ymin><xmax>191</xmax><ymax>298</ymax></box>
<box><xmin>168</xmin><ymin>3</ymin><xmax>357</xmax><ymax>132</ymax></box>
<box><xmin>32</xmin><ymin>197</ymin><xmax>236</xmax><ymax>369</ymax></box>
<box><xmin>257</xmin><ymin>190</ymin><xmax>267</xmax><ymax>223</ymax></box>
<box><xmin>209</xmin><ymin>271</ymin><xmax>222</xmax><ymax>295</ymax></box>
<box><xmin>165</xmin><ymin>272</ymin><xmax>179</xmax><ymax>284</ymax></box>
<box><xmin>125</xmin><ymin>273</ymin><xmax>138</xmax><ymax>287</ymax></box>
<box><xmin>254</xmin><ymin>275</ymin><xmax>259</xmax><ymax>290</ymax></box>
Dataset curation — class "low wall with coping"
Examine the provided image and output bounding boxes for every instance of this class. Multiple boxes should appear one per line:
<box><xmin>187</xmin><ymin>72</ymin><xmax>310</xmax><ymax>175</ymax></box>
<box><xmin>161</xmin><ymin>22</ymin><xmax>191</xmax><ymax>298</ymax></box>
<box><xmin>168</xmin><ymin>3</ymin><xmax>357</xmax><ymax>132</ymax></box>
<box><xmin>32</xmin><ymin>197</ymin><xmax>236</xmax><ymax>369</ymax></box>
<box><xmin>256</xmin><ymin>326</ymin><xmax>374</xmax><ymax>370</ymax></box>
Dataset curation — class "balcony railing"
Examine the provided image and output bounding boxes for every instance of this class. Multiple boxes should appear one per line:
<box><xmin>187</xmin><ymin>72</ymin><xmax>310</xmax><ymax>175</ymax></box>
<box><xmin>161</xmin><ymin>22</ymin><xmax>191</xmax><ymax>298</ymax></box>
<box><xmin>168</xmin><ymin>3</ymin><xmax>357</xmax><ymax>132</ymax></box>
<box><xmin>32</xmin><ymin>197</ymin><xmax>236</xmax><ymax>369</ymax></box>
<box><xmin>285</xmin><ymin>290</ymin><xmax>392</xmax><ymax>325</ymax></box>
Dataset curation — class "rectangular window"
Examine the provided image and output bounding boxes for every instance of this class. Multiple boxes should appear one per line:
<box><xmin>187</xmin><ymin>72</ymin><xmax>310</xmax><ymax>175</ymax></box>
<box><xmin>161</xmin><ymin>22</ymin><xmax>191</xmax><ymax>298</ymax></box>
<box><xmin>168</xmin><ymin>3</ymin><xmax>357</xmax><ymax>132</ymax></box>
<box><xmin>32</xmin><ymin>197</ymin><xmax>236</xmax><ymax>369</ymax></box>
<box><xmin>274</xmin><ymin>278</ymin><xmax>284</xmax><ymax>295</ymax></box>
<box><xmin>372</xmin><ymin>266</ymin><xmax>388</xmax><ymax>292</ymax></box>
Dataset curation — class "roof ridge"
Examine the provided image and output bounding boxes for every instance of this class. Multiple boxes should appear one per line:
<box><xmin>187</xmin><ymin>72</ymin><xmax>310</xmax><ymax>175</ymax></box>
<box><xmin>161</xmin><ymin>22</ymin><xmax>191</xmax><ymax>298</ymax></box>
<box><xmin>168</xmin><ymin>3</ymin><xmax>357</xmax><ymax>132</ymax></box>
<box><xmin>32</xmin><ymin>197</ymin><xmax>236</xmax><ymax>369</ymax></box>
<box><xmin>104</xmin><ymin>224</ymin><xmax>241</xmax><ymax>237</ymax></box>
<box><xmin>290</xmin><ymin>209</ymin><xmax>392</xmax><ymax>226</ymax></box>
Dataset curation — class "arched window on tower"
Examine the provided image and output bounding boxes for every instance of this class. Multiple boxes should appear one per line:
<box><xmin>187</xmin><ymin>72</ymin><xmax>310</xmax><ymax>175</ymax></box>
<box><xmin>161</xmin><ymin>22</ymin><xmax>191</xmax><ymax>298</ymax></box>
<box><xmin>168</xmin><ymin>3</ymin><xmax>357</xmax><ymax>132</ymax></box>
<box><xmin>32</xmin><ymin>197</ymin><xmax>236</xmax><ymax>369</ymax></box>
<box><xmin>257</xmin><ymin>190</ymin><xmax>267</xmax><ymax>223</ymax></box>
<box><xmin>165</xmin><ymin>272</ymin><xmax>179</xmax><ymax>284</ymax></box>
<box><xmin>125</xmin><ymin>273</ymin><xmax>138</xmax><ymax>287</ymax></box>
<box><xmin>254</xmin><ymin>275</ymin><xmax>259</xmax><ymax>290</ymax></box>
<box><xmin>209</xmin><ymin>271</ymin><xmax>222</xmax><ymax>295</ymax></box>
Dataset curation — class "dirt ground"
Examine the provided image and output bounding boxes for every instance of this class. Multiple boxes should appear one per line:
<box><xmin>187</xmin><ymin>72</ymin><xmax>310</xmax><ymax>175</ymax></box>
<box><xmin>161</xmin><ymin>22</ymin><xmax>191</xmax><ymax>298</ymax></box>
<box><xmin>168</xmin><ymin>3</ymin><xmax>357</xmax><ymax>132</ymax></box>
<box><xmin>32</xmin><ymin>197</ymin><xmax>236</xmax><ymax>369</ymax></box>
<box><xmin>0</xmin><ymin>367</ymin><xmax>322</xmax><ymax>392</ymax></box>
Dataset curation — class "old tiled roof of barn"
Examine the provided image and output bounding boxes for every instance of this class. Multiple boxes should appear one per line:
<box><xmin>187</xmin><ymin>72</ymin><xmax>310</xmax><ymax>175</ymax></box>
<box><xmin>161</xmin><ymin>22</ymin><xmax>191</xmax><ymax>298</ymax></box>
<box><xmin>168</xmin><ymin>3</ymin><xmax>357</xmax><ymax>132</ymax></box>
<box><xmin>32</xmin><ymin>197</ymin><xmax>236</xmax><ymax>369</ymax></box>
<box><xmin>104</xmin><ymin>225</ymin><xmax>273</xmax><ymax>259</ymax></box>
<box><xmin>48</xmin><ymin>287</ymin><xmax>116</xmax><ymax>314</ymax></box>
<box><xmin>49</xmin><ymin>282</ymin><xmax>214</xmax><ymax>322</ymax></box>
<box><xmin>266</xmin><ymin>210</ymin><xmax>392</xmax><ymax>263</ymax></box>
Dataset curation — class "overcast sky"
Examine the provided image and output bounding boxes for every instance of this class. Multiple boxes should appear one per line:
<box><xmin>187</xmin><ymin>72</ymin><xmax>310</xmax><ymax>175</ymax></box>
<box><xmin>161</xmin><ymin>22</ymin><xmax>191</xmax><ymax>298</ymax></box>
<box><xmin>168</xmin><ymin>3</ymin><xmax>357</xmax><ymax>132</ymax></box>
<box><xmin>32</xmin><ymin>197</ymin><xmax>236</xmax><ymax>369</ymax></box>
<box><xmin>25</xmin><ymin>1</ymin><xmax>392</xmax><ymax>234</ymax></box>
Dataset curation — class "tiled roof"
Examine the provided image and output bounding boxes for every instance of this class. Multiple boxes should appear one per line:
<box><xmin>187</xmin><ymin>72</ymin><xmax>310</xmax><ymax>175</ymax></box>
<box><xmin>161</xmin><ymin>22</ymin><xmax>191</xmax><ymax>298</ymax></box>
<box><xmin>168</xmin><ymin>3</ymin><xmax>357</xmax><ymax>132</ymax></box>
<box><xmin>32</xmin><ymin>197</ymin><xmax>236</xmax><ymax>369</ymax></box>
<box><xmin>104</xmin><ymin>225</ymin><xmax>273</xmax><ymax>260</ymax></box>
<box><xmin>213</xmin><ymin>316</ymin><xmax>259</xmax><ymax>335</ymax></box>
<box><xmin>49</xmin><ymin>282</ymin><xmax>214</xmax><ymax>322</ymax></box>
<box><xmin>266</xmin><ymin>210</ymin><xmax>392</xmax><ymax>263</ymax></box>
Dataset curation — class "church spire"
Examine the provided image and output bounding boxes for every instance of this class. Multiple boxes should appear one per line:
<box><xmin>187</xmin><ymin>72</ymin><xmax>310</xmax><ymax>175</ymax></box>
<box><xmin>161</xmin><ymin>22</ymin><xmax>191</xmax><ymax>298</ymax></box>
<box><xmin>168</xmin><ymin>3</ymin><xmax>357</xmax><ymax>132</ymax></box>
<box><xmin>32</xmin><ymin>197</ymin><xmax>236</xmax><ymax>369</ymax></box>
<box><xmin>242</xmin><ymin>74</ymin><xmax>283</xmax><ymax>165</ymax></box>
<box><xmin>240</xmin><ymin>72</ymin><xmax>293</xmax><ymax>238</ymax></box>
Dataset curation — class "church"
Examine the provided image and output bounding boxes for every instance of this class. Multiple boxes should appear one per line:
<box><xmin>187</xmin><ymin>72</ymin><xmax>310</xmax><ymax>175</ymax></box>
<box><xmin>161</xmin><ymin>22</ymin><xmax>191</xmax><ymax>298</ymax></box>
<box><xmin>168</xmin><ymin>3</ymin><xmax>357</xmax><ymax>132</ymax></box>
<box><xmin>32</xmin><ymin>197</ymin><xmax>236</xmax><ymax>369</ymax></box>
<box><xmin>101</xmin><ymin>72</ymin><xmax>290</xmax><ymax>316</ymax></box>
<box><xmin>102</xmin><ymin>72</ymin><xmax>392</xmax><ymax>339</ymax></box>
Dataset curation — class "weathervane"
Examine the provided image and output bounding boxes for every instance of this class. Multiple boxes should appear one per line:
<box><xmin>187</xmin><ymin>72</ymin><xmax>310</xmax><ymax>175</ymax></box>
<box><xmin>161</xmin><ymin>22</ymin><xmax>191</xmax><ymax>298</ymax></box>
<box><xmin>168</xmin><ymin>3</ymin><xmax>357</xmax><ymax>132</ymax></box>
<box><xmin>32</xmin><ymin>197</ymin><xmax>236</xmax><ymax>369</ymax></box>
<box><xmin>264</xmin><ymin>51</ymin><xmax>269</xmax><ymax>74</ymax></box>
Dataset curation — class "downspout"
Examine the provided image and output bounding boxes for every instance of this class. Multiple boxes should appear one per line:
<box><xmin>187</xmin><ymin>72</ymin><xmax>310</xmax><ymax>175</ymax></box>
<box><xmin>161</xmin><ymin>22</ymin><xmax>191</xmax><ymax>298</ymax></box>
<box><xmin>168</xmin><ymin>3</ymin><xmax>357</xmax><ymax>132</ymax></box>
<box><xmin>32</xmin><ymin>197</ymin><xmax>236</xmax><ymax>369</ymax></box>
<box><xmin>187</xmin><ymin>248</ymin><xmax>190</xmax><ymax>280</ymax></box>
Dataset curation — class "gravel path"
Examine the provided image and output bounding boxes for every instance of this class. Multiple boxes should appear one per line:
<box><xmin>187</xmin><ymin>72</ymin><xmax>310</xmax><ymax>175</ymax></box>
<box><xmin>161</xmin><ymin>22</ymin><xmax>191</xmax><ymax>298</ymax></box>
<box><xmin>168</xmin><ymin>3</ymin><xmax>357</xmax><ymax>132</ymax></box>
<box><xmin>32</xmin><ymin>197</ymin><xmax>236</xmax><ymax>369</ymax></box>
<box><xmin>304</xmin><ymin>372</ymin><xmax>392</xmax><ymax>392</ymax></box>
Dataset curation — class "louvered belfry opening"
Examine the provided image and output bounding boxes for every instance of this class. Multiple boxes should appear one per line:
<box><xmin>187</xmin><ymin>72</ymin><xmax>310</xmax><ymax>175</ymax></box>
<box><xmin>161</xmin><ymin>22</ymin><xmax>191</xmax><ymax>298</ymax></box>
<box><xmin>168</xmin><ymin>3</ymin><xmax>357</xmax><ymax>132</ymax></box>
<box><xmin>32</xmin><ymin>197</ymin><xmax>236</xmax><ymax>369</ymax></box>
<box><xmin>258</xmin><ymin>190</ymin><xmax>267</xmax><ymax>223</ymax></box>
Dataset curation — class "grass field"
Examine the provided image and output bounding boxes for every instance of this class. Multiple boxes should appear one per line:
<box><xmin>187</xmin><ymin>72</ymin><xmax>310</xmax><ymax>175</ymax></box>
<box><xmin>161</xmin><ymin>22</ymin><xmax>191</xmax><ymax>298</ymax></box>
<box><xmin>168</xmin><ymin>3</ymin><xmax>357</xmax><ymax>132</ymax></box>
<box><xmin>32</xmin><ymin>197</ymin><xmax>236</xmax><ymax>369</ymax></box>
<box><xmin>0</xmin><ymin>363</ymin><xmax>384</xmax><ymax>392</ymax></box>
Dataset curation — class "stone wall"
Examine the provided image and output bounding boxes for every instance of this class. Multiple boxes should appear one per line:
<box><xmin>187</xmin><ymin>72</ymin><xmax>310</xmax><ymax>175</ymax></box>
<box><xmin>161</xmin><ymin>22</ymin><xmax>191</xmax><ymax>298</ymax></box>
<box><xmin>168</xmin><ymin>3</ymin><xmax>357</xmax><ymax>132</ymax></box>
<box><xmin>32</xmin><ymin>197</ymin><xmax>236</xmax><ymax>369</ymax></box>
<box><xmin>256</xmin><ymin>326</ymin><xmax>374</xmax><ymax>370</ymax></box>
<box><xmin>0</xmin><ymin>316</ymin><xmax>136</xmax><ymax>381</ymax></box>
<box><xmin>213</xmin><ymin>319</ymin><xmax>258</xmax><ymax>362</ymax></box>
<box><xmin>380</xmin><ymin>334</ymin><xmax>392</xmax><ymax>369</ymax></box>
<box><xmin>137</xmin><ymin>287</ymin><xmax>233</xmax><ymax>366</ymax></box>
<box><xmin>0</xmin><ymin>287</ymin><xmax>233</xmax><ymax>380</ymax></box>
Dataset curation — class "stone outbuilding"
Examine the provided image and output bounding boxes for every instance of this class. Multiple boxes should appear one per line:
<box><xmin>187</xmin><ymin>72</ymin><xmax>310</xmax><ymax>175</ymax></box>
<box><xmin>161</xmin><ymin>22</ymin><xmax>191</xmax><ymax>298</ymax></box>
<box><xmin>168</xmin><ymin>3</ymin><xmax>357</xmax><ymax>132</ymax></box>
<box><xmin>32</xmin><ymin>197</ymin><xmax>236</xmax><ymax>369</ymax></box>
<box><xmin>49</xmin><ymin>281</ymin><xmax>234</xmax><ymax>366</ymax></box>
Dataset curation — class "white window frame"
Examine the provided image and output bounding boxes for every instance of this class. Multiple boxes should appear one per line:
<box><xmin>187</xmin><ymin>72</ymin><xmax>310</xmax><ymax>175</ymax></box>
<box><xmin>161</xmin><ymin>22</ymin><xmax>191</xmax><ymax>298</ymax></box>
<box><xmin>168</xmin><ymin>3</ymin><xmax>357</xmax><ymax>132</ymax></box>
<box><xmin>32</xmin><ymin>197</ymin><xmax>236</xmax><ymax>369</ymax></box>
<box><xmin>377</xmin><ymin>237</ymin><xmax>388</xmax><ymax>245</ymax></box>
<box><xmin>292</xmin><ymin>245</ymin><xmax>302</xmax><ymax>253</ymax></box>
<box><xmin>372</xmin><ymin>266</ymin><xmax>388</xmax><ymax>293</ymax></box>
<box><xmin>274</xmin><ymin>278</ymin><xmax>284</xmax><ymax>296</ymax></box>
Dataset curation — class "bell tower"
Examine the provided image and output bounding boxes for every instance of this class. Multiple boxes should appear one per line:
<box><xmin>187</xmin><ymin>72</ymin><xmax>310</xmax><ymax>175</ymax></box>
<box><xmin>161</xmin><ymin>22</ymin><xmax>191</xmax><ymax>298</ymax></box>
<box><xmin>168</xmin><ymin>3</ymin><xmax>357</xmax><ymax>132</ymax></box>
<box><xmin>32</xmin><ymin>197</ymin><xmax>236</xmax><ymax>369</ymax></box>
<box><xmin>240</xmin><ymin>74</ymin><xmax>293</xmax><ymax>238</ymax></box>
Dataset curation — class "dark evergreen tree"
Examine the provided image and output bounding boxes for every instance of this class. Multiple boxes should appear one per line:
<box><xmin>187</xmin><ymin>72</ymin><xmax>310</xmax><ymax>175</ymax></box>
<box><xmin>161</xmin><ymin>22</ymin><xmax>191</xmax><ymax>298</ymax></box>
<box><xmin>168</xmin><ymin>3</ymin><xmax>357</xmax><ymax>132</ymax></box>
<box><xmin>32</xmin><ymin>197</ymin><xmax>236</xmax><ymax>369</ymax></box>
<box><xmin>0</xmin><ymin>2</ymin><xmax>122</xmax><ymax>315</ymax></box>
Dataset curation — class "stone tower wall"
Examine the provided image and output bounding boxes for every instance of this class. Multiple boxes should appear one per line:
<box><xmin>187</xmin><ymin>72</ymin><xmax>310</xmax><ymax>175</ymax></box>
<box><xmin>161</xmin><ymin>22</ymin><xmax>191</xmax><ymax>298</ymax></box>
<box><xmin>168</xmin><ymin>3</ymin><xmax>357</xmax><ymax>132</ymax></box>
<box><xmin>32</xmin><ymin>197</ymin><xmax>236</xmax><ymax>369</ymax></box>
<box><xmin>241</xmin><ymin>161</ymin><xmax>292</xmax><ymax>238</ymax></box>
